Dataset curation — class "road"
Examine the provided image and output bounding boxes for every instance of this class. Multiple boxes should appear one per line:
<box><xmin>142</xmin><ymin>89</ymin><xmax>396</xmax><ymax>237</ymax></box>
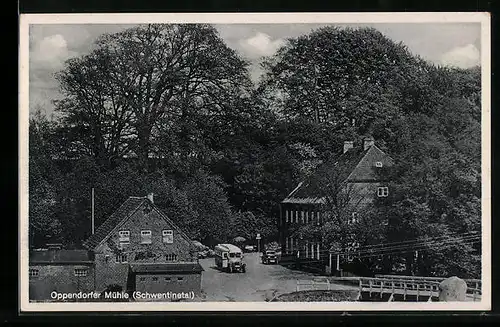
<box><xmin>199</xmin><ymin>252</ymin><xmax>354</xmax><ymax>302</ymax></box>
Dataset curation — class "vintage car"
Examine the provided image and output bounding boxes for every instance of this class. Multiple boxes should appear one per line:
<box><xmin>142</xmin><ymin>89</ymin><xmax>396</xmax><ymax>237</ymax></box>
<box><xmin>261</xmin><ymin>250</ymin><xmax>278</xmax><ymax>264</ymax></box>
<box><xmin>214</xmin><ymin>244</ymin><xmax>246</xmax><ymax>273</ymax></box>
<box><xmin>244</xmin><ymin>245</ymin><xmax>256</xmax><ymax>252</ymax></box>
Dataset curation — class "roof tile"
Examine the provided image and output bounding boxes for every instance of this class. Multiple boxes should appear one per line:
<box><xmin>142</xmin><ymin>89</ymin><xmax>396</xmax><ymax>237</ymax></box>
<box><xmin>83</xmin><ymin>197</ymin><xmax>146</xmax><ymax>250</ymax></box>
<box><xmin>283</xmin><ymin>144</ymin><xmax>392</xmax><ymax>203</ymax></box>
<box><xmin>30</xmin><ymin>249</ymin><xmax>92</xmax><ymax>263</ymax></box>
<box><xmin>130</xmin><ymin>262</ymin><xmax>204</xmax><ymax>273</ymax></box>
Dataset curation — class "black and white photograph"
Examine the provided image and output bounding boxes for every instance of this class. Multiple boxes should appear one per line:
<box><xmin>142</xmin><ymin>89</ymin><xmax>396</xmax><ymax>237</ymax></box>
<box><xmin>19</xmin><ymin>13</ymin><xmax>490</xmax><ymax>311</ymax></box>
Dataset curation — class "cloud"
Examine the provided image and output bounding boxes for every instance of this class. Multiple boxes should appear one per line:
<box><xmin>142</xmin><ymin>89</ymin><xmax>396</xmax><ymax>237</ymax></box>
<box><xmin>239</xmin><ymin>32</ymin><xmax>285</xmax><ymax>59</ymax></box>
<box><xmin>440</xmin><ymin>44</ymin><xmax>480</xmax><ymax>69</ymax></box>
<box><xmin>31</xmin><ymin>34</ymin><xmax>77</xmax><ymax>70</ymax></box>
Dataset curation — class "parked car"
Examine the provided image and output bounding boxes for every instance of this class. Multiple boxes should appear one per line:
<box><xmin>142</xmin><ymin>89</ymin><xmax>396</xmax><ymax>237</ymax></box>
<box><xmin>197</xmin><ymin>250</ymin><xmax>208</xmax><ymax>259</ymax></box>
<box><xmin>261</xmin><ymin>250</ymin><xmax>278</xmax><ymax>264</ymax></box>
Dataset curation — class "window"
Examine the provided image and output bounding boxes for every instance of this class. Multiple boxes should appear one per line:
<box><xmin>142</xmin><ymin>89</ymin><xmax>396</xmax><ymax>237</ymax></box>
<box><xmin>29</xmin><ymin>269</ymin><xmax>39</xmax><ymax>277</ymax></box>
<box><xmin>152</xmin><ymin>277</ymin><xmax>158</xmax><ymax>281</ymax></box>
<box><xmin>285</xmin><ymin>210</ymin><xmax>289</xmax><ymax>223</ymax></box>
<box><xmin>305</xmin><ymin>211</ymin><xmax>309</xmax><ymax>224</ymax></box>
<box><xmin>74</xmin><ymin>268</ymin><xmax>88</xmax><ymax>277</ymax></box>
<box><xmin>162</xmin><ymin>230</ymin><xmax>173</xmax><ymax>244</ymax></box>
<box><xmin>222</xmin><ymin>252</ymin><xmax>227</xmax><ymax>259</ymax></box>
<box><xmin>377</xmin><ymin>187</ymin><xmax>389</xmax><ymax>197</ymax></box>
<box><xmin>301</xmin><ymin>211</ymin><xmax>305</xmax><ymax>223</ymax></box>
<box><xmin>177</xmin><ymin>277</ymin><xmax>184</xmax><ymax>282</ymax></box>
<box><xmin>118</xmin><ymin>230</ymin><xmax>130</xmax><ymax>243</ymax></box>
<box><xmin>375</xmin><ymin>161</ymin><xmax>383</xmax><ymax>168</ymax></box>
<box><xmin>141</xmin><ymin>230</ymin><xmax>152</xmax><ymax>244</ymax></box>
<box><xmin>165</xmin><ymin>277</ymin><xmax>171</xmax><ymax>281</ymax></box>
<box><xmin>165</xmin><ymin>253</ymin><xmax>178</xmax><ymax>262</ymax></box>
<box><xmin>296</xmin><ymin>211</ymin><xmax>299</xmax><ymax>223</ymax></box>
<box><xmin>115</xmin><ymin>254</ymin><xmax>128</xmax><ymax>263</ymax></box>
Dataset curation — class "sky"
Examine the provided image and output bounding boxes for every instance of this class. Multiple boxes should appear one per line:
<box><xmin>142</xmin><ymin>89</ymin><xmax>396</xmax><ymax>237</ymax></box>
<box><xmin>29</xmin><ymin>23</ymin><xmax>481</xmax><ymax>114</ymax></box>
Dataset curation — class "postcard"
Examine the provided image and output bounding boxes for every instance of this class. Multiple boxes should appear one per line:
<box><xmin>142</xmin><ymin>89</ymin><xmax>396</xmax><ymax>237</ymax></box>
<box><xmin>19</xmin><ymin>12</ymin><xmax>491</xmax><ymax>312</ymax></box>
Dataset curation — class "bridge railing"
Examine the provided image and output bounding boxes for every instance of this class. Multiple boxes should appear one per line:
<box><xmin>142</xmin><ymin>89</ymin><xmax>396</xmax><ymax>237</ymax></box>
<box><xmin>374</xmin><ymin>275</ymin><xmax>482</xmax><ymax>295</ymax></box>
<box><xmin>359</xmin><ymin>277</ymin><xmax>441</xmax><ymax>301</ymax></box>
<box><xmin>295</xmin><ymin>276</ymin><xmax>482</xmax><ymax>301</ymax></box>
<box><xmin>296</xmin><ymin>278</ymin><xmax>331</xmax><ymax>292</ymax></box>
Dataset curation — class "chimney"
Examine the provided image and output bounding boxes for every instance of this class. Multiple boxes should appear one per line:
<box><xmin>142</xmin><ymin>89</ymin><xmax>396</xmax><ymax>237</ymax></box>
<box><xmin>147</xmin><ymin>193</ymin><xmax>154</xmax><ymax>204</ymax></box>
<box><xmin>363</xmin><ymin>136</ymin><xmax>375</xmax><ymax>151</ymax></box>
<box><xmin>343</xmin><ymin>141</ymin><xmax>354</xmax><ymax>154</ymax></box>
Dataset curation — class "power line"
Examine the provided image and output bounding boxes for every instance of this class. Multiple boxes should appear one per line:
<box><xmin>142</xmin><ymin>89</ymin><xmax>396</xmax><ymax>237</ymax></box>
<box><xmin>286</xmin><ymin>238</ymin><xmax>480</xmax><ymax>265</ymax></box>
<box><xmin>334</xmin><ymin>234</ymin><xmax>480</xmax><ymax>256</ymax></box>
<box><xmin>286</xmin><ymin>230</ymin><xmax>479</xmax><ymax>254</ymax></box>
<box><xmin>343</xmin><ymin>231</ymin><xmax>479</xmax><ymax>250</ymax></box>
<box><xmin>285</xmin><ymin>232</ymin><xmax>480</xmax><ymax>257</ymax></box>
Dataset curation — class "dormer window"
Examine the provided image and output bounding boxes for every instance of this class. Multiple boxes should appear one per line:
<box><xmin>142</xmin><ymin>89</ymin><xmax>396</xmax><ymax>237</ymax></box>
<box><xmin>375</xmin><ymin>161</ymin><xmax>383</xmax><ymax>168</ymax></box>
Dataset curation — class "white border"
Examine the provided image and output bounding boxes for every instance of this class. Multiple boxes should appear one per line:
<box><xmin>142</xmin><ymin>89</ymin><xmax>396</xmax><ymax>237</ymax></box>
<box><xmin>19</xmin><ymin>12</ymin><xmax>491</xmax><ymax>312</ymax></box>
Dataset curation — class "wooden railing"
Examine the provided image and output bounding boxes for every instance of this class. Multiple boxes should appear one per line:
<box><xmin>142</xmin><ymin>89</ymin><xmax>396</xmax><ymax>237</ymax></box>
<box><xmin>374</xmin><ymin>274</ymin><xmax>482</xmax><ymax>298</ymax></box>
<box><xmin>375</xmin><ymin>275</ymin><xmax>482</xmax><ymax>290</ymax></box>
<box><xmin>296</xmin><ymin>276</ymin><xmax>482</xmax><ymax>302</ymax></box>
<box><xmin>358</xmin><ymin>277</ymin><xmax>440</xmax><ymax>301</ymax></box>
<box><xmin>296</xmin><ymin>278</ymin><xmax>331</xmax><ymax>292</ymax></box>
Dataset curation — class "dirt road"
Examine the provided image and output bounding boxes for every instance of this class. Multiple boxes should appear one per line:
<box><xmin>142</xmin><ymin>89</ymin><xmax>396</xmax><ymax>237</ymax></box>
<box><xmin>199</xmin><ymin>252</ymin><xmax>354</xmax><ymax>302</ymax></box>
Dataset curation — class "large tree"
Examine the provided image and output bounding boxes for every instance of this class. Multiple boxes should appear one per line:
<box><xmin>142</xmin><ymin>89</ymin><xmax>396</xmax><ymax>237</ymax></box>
<box><xmin>261</xmin><ymin>27</ymin><xmax>428</xmax><ymax>129</ymax></box>
<box><xmin>29</xmin><ymin>109</ymin><xmax>62</xmax><ymax>247</ymax></box>
<box><xmin>55</xmin><ymin>24</ymin><xmax>252</xmax><ymax>171</ymax></box>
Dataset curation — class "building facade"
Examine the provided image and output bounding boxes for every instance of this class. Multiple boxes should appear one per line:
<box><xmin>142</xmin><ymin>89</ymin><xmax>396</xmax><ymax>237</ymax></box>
<box><xmin>278</xmin><ymin>136</ymin><xmax>393</xmax><ymax>275</ymax></box>
<box><xmin>29</xmin><ymin>246</ymin><xmax>95</xmax><ymax>301</ymax></box>
<box><xmin>29</xmin><ymin>194</ymin><xmax>203</xmax><ymax>301</ymax></box>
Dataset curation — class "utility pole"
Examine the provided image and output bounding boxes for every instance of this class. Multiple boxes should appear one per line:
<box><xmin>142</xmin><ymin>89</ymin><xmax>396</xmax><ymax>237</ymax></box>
<box><xmin>91</xmin><ymin>188</ymin><xmax>95</xmax><ymax>235</ymax></box>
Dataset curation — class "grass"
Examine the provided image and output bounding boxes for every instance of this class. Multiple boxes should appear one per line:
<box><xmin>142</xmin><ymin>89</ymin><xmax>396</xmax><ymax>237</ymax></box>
<box><xmin>272</xmin><ymin>290</ymin><xmax>360</xmax><ymax>302</ymax></box>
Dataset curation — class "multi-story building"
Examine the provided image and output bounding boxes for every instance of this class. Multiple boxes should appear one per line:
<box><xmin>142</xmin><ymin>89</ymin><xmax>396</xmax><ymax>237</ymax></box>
<box><xmin>29</xmin><ymin>194</ymin><xmax>203</xmax><ymax>301</ymax></box>
<box><xmin>278</xmin><ymin>136</ymin><xmax>393</xmax><ymax>275</ymax></box>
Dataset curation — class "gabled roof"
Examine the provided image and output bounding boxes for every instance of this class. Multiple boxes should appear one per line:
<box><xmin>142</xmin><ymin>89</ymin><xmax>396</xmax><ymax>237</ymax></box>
<box><xmin>130</xmin><ymin>262</ymin><xmax>204</xmax><ymax>274</ymax></box>
<box><xmin>283</xmin><ymin>143</ymin><xmax>393</xmax><ymax>204</ymax></box>
<box><xmin>83</xmin><ymin>197</ymin><xmax>146</xmax><ymax>250</ymax></box>
<box><xmin>30</xmin><ymin>249</ymin><xmax>93</xmax><ymax>264</ymax></box>
<box><xmin>83</xmin><ymin>196</ymin><xmax>195</xmax><ymax>251</ymax></box>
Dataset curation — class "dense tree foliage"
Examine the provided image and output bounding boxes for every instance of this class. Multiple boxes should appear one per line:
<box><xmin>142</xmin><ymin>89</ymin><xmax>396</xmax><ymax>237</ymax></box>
<box><xmin>260</xmin><ymin>26</ymin><xmax>481</xmax><ymax>278</ymax></box>
<box><xmin>29</xmin><ymin>25</ymin><xmax>482</xmax><ymax>278</ymax></box>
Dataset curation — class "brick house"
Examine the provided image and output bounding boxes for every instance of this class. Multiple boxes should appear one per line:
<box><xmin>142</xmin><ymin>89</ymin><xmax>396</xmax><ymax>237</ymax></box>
<box><xmin>82</xmin><ymin>194</ymin><xmax>203</xmax><ymax>294</ymax></box>
<box><xmin>278</xmin><ymin>136</ymin><xmax>393</xmax><ymax>275</ymax></box>
<box><xmin>29</xmin><ymin>194</ymin><xmax>203</xmax><ymax>301</ymax></box>
<box><xmin>29</xmin><ymin>245</ymin><xmax>95</xmax><ymax>301</ymax></box>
